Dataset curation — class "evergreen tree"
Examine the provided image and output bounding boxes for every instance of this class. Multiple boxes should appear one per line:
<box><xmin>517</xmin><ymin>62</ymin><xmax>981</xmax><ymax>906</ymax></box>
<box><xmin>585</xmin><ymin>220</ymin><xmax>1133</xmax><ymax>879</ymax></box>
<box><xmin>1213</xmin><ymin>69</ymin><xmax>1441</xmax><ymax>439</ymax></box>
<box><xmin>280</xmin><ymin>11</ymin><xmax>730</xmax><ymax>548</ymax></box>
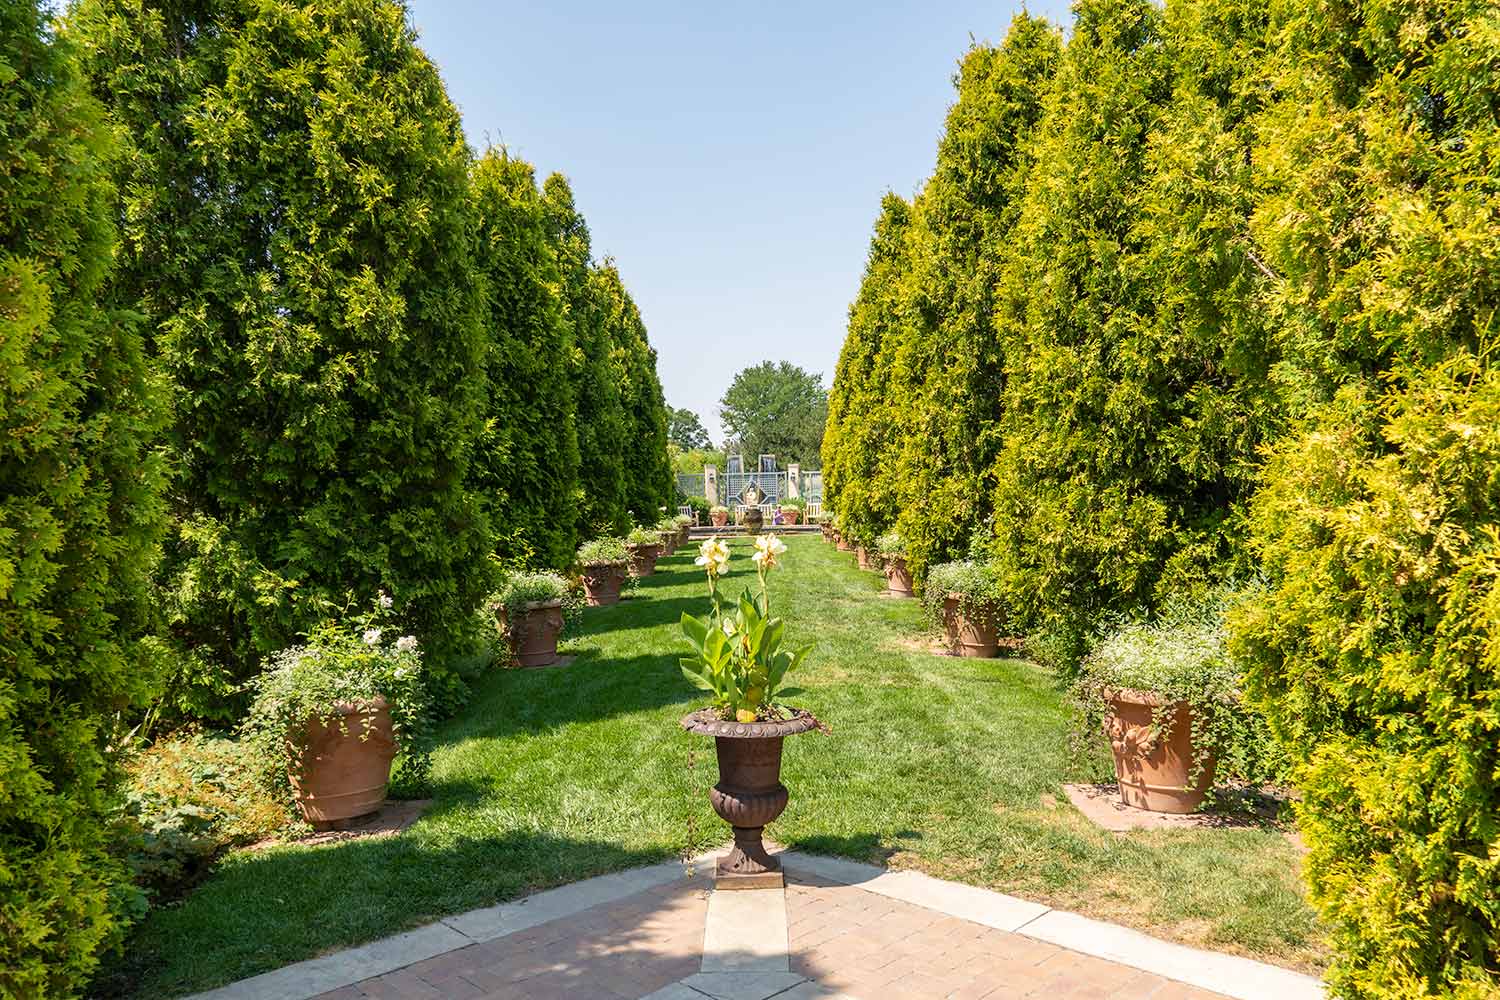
<box><xmin>543</xmin><ymin>174</ymin><xmax>631</xmax><ymax>536</ymax></box>
<box><xmin>1</xmin><ymin>2</ymin><xmax>167</xmax><ymax>990</ymax></box>
<box><xmin>470</xmin><ymin>149</ymin><xmax>580</xmax><ymax>569</ymax></box>
<box><xmin>73</xmin><ymin>0</ymin><xmax>493</xmax><ymax>706</ymax></box>
<box><xmin>596</xmin><ymin>263</ymin><xmax>673</xmax><ymax>522</ymax></box>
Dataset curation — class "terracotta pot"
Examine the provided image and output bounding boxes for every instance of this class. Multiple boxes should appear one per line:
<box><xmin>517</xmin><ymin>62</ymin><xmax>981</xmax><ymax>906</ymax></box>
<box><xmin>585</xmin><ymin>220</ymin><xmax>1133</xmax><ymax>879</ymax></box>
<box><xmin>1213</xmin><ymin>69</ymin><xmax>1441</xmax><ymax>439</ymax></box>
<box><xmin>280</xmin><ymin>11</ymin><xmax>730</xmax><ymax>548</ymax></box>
<box><xmin>942</xmin><ymin>595</ymin><xmax>1001</xmax><ymax>658</ymax></box>
<box><xmin>581</xmin><ymin>562</ymin><xmax>627</xmax><ymax>606</ymax></box>
<box><xmin>711</xmin><ymin>511</ymin><xmax>728</xmax><ymax>527</ymax></box>
<box><xmin>780</xmin><ymin>510</ymin><xmax>801</xmax><ymax>526</ymax></box>
<box><xmin>682</xmin><ymin>709</ymin><xmax>820</xmax><ymax>887</ymax></box>
<box><xmin>677</xmin><ymin>525</ymin><xmax>689</xmax><ymax>547</ymax></box>
<box><xmin>884</xmin><ymin>556</ymin><xmax>914</xmax><ymax>597</ymax></box>
<box><xmin>820</xmin><ymin>522</ymin><xmax>833</xmax><ymax>542</ymax></box>
<box><xmin>658</xmin><ymin>532</ymin><xmax>676</xmax><ymax>557</ymax></box>
<box><xmin>504</xmin><ymin>599</ymin><xmax>563</xmax><ymax>667</ymax></box>
<box><xmin>626</xmin><ymin>542</ymin><xmax>660</xmax><ymax>577</ymax></box>
<box><xmin>290</xmin><ymin>698</ymin><xmax>396</xmax><ymax>829</ymax></box>
<box><xmin>835</xmin><ymin>532</ymin><xmax>852</xmax><ymax>552</ymax></box>
<box><xmin>855</xmin><ymin>546</ymin><xmax>874</xmax><ymax>571</ymax></box>
<box><xmin>1106</xmin><ymin>689</ymin><xmax>1217</xmax><ymax>813</ymax></box>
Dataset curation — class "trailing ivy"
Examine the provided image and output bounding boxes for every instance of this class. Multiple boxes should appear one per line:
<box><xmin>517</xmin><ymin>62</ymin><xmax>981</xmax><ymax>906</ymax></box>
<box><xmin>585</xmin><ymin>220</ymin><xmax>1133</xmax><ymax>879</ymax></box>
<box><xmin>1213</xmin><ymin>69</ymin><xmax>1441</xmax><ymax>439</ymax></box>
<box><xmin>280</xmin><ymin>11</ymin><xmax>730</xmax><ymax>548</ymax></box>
<box><xmin>1</xmin><ymin>2</ymin><xmax>168</xmax><ymax>991</ymax></box>
<box><xmin>470</xmin><ymin>149</ymin><xmax>581</xmax><ymax>570</ymax></box>
<box><xmin>73</xmin><ymin>0</ymin><xmax>495</xmax><ymax>706</ymax></box>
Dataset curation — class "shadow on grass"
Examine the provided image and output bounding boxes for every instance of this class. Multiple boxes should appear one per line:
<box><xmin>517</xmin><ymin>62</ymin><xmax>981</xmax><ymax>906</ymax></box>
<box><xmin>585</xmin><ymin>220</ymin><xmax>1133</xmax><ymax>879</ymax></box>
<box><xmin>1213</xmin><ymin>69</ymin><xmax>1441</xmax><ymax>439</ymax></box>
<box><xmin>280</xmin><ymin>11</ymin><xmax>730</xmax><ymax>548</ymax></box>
<box><xmin>94</xmin><ymin>829</ymin><xmax>682</xmax><ymax>999</ymax></box>
<box><xmin>789</xmin><ymin>830</ymin><xmax>924</xmax><ymax>868</ymax></box>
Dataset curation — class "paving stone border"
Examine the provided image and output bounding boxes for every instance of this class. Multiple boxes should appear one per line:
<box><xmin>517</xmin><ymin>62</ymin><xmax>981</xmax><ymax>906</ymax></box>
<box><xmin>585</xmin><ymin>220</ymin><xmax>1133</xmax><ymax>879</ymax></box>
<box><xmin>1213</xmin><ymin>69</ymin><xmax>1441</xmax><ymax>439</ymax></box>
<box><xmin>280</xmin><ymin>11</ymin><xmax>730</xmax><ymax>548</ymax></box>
<box><xmin>189</xmin><ymin>848</ymin><xmax>1323</xmax><ymax>1000</ymax></box>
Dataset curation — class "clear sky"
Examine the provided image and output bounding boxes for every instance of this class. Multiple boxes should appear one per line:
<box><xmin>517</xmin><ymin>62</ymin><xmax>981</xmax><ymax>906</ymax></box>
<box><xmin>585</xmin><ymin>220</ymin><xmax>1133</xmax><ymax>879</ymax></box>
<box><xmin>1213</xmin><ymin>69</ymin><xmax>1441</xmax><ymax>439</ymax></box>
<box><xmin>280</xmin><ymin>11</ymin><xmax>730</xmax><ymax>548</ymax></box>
<box><xmin>405</xmin><ymin>1</ymin><xmax>1071</xmax><ymax>445</ymax></box>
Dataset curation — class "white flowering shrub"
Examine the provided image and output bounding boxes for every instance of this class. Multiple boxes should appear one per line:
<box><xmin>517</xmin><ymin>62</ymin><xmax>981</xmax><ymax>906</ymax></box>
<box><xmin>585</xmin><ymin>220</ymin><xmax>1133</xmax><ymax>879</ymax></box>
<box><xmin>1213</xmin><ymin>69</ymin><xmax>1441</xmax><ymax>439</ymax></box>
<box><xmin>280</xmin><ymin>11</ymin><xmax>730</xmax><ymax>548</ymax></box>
<box><xmin>241</xmin><ymin>595</ymin><xmax>433</xmax><ymax>802</ymax></box>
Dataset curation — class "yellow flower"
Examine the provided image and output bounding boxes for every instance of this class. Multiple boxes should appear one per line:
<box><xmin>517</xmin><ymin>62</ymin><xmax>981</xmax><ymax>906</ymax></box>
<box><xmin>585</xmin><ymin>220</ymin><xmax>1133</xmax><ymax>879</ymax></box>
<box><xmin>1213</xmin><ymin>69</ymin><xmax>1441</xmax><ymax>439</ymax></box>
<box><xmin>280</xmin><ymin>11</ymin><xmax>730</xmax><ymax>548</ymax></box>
<box><xmin>695</xmin><ymin>538</ymin><xmax>730</xmax><ymax>578</ymax></box>
<box><xmin>751</xmin><ymin>533</ymin><xmax>787</xmax><ymax>571</ymax></box>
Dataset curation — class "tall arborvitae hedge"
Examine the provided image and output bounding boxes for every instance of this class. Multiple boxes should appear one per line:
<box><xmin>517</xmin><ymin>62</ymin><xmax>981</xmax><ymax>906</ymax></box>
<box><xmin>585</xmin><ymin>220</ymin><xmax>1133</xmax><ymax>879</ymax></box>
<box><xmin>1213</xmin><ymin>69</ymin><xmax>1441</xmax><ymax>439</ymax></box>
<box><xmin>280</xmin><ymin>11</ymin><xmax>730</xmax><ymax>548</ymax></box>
<box><xmin>471</xmin><ymin>150</ymin><xmax>580</xmax><ymax>569</ymax></box>
<box><xmin>595</xmin><ymin>262</ymin><xmax>674</xmax><ymax>522</ymax></box>
<box><xmin>543</xmin><ymin>174</ymin><xmax>632</xmax><ymax>536</ymax></box>
<box><xmin>73</xmin><ymin>0</ymin><xmax>493</xmax><ymax>706</ymax></box>
<box><xmin>829</xmin><ymin>0</ymin><xmax>1500</xmax><ymax>992</ymax></box>
<box><xmin>1</xmin><ymin>2</ymin><xmax>167</xmax><ymax>991</ymax></box>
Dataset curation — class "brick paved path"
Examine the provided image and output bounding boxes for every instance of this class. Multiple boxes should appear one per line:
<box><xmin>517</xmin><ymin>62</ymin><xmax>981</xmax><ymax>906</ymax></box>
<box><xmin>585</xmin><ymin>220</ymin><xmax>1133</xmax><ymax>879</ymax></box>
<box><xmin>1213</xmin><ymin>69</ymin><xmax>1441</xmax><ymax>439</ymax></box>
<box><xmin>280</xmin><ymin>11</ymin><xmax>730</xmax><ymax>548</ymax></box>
<box><xmin>311</xmin><ymin>866</ymin><xmax>1226</xmax><ymax>1000</ymax></box>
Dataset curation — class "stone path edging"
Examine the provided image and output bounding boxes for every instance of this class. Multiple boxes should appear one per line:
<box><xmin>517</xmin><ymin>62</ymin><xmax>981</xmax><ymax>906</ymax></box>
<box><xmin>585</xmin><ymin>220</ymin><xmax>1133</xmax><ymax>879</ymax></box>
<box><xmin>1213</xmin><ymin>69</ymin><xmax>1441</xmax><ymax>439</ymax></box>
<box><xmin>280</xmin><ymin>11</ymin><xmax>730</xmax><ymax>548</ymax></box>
<box><xmin>188</xmin><ymin>848</ymin><xmax>1323</xmax><ymax>1000</ymax></box>
<box><xmin>776</xmin><ymin>851</ymin><xmax>1323</xmax><ymax>1000</ymax></box>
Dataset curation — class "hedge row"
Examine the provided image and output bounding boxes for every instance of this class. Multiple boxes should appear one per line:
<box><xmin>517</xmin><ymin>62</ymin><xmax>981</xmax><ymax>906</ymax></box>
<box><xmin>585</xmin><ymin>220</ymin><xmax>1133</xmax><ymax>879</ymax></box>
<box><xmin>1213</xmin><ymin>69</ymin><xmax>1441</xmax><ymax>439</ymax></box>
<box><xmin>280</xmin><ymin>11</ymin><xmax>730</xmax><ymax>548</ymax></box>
<box><xmin>3</xmin><ymin>1</ymin><xmax>673</xmax><ymax>993</ymax></box>
<box><xmin>824</xmin><ymin>1</ymin><xmax>1498</xmax><ymax>995</ymax></box>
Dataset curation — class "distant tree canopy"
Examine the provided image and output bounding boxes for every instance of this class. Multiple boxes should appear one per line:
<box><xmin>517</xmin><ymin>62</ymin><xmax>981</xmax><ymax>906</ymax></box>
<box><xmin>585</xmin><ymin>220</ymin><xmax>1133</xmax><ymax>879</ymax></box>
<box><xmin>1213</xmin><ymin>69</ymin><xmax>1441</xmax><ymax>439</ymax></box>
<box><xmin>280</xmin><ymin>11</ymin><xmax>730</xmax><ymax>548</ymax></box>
<box><xmin>668</xmin><ymin>407</ymin><xmax>713</xmax><ymax>450</ymax></box>
<box><xmin>719</xmin><ymin>361</ymin><xmax>828</xmax><ymax>467</ymax></box>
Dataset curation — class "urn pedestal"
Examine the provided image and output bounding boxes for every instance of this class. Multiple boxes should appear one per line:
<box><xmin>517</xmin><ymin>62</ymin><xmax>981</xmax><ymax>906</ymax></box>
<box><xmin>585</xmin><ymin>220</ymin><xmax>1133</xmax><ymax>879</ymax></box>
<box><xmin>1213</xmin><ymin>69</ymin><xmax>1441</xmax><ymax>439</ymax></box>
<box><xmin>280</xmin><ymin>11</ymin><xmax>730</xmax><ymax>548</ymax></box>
<box><xmin>682</xmin><ymin>709</ymin><xmax>819</xmax><ymax>889</ymax></box>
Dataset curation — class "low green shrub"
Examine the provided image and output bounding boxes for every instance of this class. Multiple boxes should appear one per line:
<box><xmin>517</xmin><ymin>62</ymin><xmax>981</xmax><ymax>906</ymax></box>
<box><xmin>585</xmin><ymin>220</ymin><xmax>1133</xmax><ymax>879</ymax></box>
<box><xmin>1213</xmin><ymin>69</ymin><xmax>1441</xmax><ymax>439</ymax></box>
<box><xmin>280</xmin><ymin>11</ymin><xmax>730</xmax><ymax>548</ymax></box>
<box><xmin>1230</xmin><ymin>363</ymin><xmax>1500</xmax><ymax>998</ymax></box>
<box><xmin>576</xmin><ymin>537</ymin><xmax>628</xmax><ymax>566</ymax></box>
<box><xmin>922</xmin><ymin>560</ymin><xmax>1010</xmax><ymax>634</ymax></box>
<box><xmin>241</xmin><ymin>597</ymin><xmax>435</xmax><ymax>804</ymax></box>
<box><xmin>1075</xmin><ymin>597</ymin><xmax>1287</xmax><ymax>794</ymax></box>
<box><xmin>626</xmin><ymin>526</ymin><xmax>660</xmax><ymax>547</ymax></box>
<box><xmin>114</xmin><ymin>731</ymin><xmax>290</xmax><ymax>905</ymax></box>
<box><xmin>685</xmin><ymin>495</ymin><xmax>711</xmax><ymax>521</ymax></box>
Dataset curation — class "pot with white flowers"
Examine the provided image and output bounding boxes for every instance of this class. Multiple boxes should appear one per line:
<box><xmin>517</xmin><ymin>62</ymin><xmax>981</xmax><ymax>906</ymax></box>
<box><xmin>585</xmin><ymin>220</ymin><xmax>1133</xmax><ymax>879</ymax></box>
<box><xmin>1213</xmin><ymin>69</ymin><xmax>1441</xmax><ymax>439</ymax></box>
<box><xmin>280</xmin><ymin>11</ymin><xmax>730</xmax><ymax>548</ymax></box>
<box><xmin>710</xmin><ymin>505</ymin><xmax>730</xmax><ymax>528</ymax></box>
<box><xmin>242</xmin><ymin>595</ymin><xmax>432</xmax><ymax>830</ymax></box>
<box><xmin>681</xmin><ymin>534</ymin><xmax>821</xmax><ymax>888</ymax></box>
<box><xmin>625</xmin><ymin>526</ymin><xmax>663</xmax><ymax>577</ymax></box>
<box><xmin>577</xmin><ymin>537</ymin><xmax>630</xmax><ymax>606</ymax></box>
<box><xmin>923</xmin><ymin>560</ymin><xmax>1009</xmax><ymax>658</ymax></box>
<box><xmin>656</xmin><ymin>516</ymin><xmax>681</xmax><ymax>557</ymax></box>
<box><xmin>877</xmin><ymin>532</ymin><xmax>913</xmax><ymax>597</ymax></box>
<box><xmin>490</xmin><ymin>572</ymin><xmax>570</xmax><ymax>667</ymax></box>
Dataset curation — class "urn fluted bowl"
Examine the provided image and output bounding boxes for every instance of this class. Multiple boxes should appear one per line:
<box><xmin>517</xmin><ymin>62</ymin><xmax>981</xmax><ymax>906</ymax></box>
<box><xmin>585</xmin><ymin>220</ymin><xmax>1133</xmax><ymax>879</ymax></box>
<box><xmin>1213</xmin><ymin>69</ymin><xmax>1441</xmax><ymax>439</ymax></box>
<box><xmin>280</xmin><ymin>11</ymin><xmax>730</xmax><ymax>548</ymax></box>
<box><xmin>682</xmin><ymin>708</ymin><xmax>819</xmax><ymax>887</ymax></box>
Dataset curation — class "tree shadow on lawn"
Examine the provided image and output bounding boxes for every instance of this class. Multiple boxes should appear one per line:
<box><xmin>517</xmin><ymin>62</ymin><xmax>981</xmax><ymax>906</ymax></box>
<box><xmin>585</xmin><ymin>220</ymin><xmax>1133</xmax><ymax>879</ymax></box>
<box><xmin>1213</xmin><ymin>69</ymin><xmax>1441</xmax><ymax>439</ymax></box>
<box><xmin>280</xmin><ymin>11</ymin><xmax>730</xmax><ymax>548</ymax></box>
<box><xmin>788</xmin><ymin>830</ymin><xmax>925</xmax><ymax>869</ymax></box>
<box><xmin>568</xmin><ymin>594</ymin><xmax>712</xmax><ymax>639</ymax></box>
<box><xmin>96</xmin><ymin>829</ymin><xmax>684</xmax><ymax>999</ymax></box>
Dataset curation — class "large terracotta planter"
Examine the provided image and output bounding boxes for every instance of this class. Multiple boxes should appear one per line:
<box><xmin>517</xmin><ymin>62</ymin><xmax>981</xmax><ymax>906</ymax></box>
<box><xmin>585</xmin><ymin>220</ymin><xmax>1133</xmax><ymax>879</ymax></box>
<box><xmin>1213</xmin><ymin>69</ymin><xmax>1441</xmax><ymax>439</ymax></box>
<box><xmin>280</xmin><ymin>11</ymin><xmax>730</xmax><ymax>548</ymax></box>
<box><xmin>780</xmin><ymin>509</ymin><xmax>801</xmax><ymax>526</ymax></box>
<box><xmin>290</xmin><ymin>698</ymin><xmax>396</xmax><ymax>829</ymax></box>
<box><xmin>626</xmin><ymin>542</ymin><xmax>661</xmax><ymax>577</ymax></box>
<box><xmin>835</xmin><ymin>532</ymin><xmax>852</xmax><ymax>552</ymax></box>
<box><xmin>581</xmin><ymin>562</ymin><xmax>627</xmax><ymax>606</ymax></box>
<box><xmin>658</xmin><ymin>532</ymin><xmax>676</xmax><ymax>557</ymax></box>
<box><xmin>855</xmin><ymin>546</ymin><xmax>874</xmax><ymax>571</ymax></box>
<box><xmin>683</xmin><ymin>709</ymin><xmax>820</xmax><ymax>888</ymax></box>
<box><xmin>884</xmin><ymin>556</ymin><xmax>914</xmax><ymax>597</ymax></box>
<box><xmin>504</xmin><ymin>599</ymin><xmax>563</xmax><ymax>667</ymax></box>
<box><xmin>1106</xmin><ymin>689</ymin><xmax>1217</xmax><ymax>813</ymax></box>
<box><xmin>942</xmin><ymin>595</ymin><xmax>1001</xmax><ymax>658</ymax></box>
<box><xmin>711</xmin><ymin>510</ymin><xmax>728</xmax><ymax>527</ymax></box>
<box><xmin>820</xmin><ymin>522</ymin><xmax>833</xmax><ymax>543</ymax></box>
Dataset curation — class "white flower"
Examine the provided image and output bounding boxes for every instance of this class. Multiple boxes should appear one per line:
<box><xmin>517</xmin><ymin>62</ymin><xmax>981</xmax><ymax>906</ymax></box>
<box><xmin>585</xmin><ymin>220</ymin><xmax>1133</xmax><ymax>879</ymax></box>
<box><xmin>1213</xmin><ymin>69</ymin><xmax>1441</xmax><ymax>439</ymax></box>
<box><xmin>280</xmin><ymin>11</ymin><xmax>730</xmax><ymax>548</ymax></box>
<box><xmin>378</xmin><ymin>592</ymin><xmax>394</xmax><ymax>610</ymax></box>
<box><xmin>752</xmin><ymin>533</ymin><xmax>787</xmax><ymax>571</ymax></box>
<box><xmin>395</xmin><ymin>635</ymin><xmax>418</xmax><ymax>652</ymax></box>
<box><xmin>695</xmin><ymin>538</ymin><xmax>731</xmax><ymax>578</ymax></box>
<box><xmin>721</xmin><ymin>618</ymin><xmax>735</xmax><ymax>636</ymax></box>
<box><xmin>362</xmin><ymin>628</ymin><xmax>383</xmax><ymax>646</ymax></box>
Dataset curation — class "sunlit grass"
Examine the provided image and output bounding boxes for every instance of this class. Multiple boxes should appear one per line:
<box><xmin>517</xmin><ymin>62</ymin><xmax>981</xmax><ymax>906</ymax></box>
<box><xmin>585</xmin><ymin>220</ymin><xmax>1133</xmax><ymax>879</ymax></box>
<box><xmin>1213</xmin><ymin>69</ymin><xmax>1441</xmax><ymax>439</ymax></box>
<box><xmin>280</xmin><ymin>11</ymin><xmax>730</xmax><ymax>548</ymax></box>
<box><xmin>105</xmin><ymin>535</ymin><xmax>1322</xmax><ymax>997</ymax></box>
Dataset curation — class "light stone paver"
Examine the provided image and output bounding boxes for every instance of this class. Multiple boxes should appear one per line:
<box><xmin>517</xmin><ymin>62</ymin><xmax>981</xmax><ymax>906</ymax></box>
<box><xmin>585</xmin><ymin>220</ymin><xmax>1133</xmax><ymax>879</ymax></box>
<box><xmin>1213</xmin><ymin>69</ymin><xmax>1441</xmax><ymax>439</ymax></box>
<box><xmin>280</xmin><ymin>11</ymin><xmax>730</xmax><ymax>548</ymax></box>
<box><xmin>700</xmin><ymin>888</ymin><xmax>790</xmax><ymax>972</ymax></box>
<box><xmin>183</xmin><ymin>854</ymin><xmax>1322</xmax><ymax>1000</ymax></box>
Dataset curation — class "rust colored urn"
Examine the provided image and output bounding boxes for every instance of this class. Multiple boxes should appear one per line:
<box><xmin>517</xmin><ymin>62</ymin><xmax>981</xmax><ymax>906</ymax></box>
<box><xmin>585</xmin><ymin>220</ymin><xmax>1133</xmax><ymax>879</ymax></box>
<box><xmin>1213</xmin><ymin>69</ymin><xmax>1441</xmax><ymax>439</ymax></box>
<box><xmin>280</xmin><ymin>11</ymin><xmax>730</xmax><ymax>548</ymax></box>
<box><xmin>835</xmin><ymin>532</ymin><xmax>852</xmax><ymax>552</ymax></box>
<box><xmin>1106</xmin><ymin>689</ymin><xmax>1216</xmax><ymax>813</ymax></box>
<box><xmin>581</xmin><ymin>563</ymin><xmax>627</xmax><ymax>606</ymax></box>
<box><xmin>291</xmin><ymin>699</ymin><xmax>396</xmax><ymax>829</ymax></box>
<box><xmin>884</xmin><ymin>557</ymin><xmax>914</xmax><ymax>597</ymax></box>
<box><xmin>626</xmin><ymin>542</ymin><xmax>661</xmax><ymax>577</ymax></box>
<box><xmin>780</xmin><ymin>509</ymin><xmax>801</xmax><ymax>526</ymax></box>
<box><xmin>683</xmin><ymin>709</ymin><xmax>820</xmax><ymax>888</ymax></box>
<box><xmin>658</xmin><ymin>531</ymin><xmax>676</xmax><ymax>557</ymax></box>
<box><xmin>711</xmin><ymin>510</ymin><xmax>729</xmax><ymax>527</ymax></box>
<box><xmin>820</xmin><ymin>522</ymin><xmax>833</xmax><ymax>543</ymax></box>
<box><xmin>855</xmin><ymin>546</ymin><xmax>874</xmax><ymax>571</ymax></box>
<box><xmin>741</xmin><ymin>506</ymin><xmax>764</xmax><ymax>535</ymax></box>
<box><xmin>942</xmin><ymin>595</ymin><xmax>1001</xmax><ymax>658</ymax></box>
<box><xmin>503</xmin><ymin>599</ymin><xmax>564</xmax><ymax>667</ymax></box>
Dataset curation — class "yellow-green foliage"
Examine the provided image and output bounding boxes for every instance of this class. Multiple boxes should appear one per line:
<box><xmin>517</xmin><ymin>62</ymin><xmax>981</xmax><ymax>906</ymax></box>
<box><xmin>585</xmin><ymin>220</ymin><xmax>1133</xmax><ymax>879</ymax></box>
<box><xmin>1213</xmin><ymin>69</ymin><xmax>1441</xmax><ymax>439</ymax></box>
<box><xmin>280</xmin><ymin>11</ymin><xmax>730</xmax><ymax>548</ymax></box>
<box><xmin>1</xmin><ymin>2</ymin><xmax>167</xmax><ymax>992</ymax></box>
<box><xmin>1231</xmin><ymin>362</ymin><xmax>1499</xmax><ymax>998</ymax></box>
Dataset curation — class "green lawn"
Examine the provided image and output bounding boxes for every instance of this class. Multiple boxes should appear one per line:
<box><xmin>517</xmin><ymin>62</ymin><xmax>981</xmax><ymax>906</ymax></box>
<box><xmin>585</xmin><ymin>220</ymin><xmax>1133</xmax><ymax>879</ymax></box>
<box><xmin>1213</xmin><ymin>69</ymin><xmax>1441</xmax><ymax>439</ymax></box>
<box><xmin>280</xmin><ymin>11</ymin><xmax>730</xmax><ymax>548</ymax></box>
<box><xmin>105</xmin><ymin>535</ymin><xmax>1323</xmax><ymax>997</ymax></box>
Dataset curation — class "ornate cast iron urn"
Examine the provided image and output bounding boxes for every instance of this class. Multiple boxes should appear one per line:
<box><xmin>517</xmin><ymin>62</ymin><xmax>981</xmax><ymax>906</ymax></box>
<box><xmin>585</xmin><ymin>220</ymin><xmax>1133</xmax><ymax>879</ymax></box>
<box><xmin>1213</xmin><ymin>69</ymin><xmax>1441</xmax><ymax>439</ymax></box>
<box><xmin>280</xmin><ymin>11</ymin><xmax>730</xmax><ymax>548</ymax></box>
<box><xmin>682</xmin><ymin>708</ymin><xmax>819</xmax><ymax>888</ymax></box>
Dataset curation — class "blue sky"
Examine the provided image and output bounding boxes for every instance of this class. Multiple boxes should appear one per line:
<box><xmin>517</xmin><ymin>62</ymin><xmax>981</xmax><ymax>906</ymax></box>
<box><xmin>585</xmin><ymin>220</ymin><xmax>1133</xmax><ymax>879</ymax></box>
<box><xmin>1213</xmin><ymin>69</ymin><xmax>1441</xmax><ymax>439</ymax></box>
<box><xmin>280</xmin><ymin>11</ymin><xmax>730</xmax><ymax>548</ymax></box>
<box><xmin>406</xmin><ymin>1</ymin><xmax>1071</xmax><ymax>444</ymax></box>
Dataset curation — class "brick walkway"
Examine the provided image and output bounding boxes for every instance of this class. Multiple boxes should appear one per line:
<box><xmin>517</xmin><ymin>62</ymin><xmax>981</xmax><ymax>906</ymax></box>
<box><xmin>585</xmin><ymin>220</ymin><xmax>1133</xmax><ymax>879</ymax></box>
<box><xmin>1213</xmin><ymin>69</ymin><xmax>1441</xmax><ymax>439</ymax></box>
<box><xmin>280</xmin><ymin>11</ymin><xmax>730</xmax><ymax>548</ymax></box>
<box><xmin>309</xmin><ymin>866</ymin><xmax>1227</xmax><ymax>1000</ymax></box>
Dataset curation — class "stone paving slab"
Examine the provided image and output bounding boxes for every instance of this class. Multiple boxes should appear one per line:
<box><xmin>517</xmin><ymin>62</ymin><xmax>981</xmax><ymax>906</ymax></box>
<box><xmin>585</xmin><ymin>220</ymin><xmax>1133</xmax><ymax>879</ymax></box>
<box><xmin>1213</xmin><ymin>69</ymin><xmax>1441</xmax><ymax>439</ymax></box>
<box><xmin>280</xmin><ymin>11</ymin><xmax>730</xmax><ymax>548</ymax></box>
<box><xmin>191</xmin><ymin>852</ymin><xmax>1323</xmax><ymax>1000</ymax></box>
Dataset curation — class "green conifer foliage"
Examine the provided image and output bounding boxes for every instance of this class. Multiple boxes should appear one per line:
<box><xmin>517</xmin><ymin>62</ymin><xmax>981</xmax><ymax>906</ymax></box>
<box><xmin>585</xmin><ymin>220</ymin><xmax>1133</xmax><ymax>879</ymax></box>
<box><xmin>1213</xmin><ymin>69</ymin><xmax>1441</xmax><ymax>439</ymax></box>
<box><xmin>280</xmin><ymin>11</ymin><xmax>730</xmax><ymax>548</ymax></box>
<box><xmin>543</xmin><ymin>174</ymin><xmax>631</xmax><ymax>536</ymax></box>
<box><xmin>1</xmin><ymin>2</ymin><xmax>167</xmax><ymax>990</ymax></box>
<box><xmin>72</xmin><ymin>0</ymin><xmax>493</xmax><ymax>698</ymax></box>
<box><xmin>823</xmin><ymin>193</ymin><xmax>911</xmax><ymax>547</ymax></box>
<box><xmin>470</xmin><ymin>150</ymin><xmax>580</xmax><ymax>569</ymax></box>
<box><xmin>887</xmin><ymin>16</ymin><xmax>1062</xmax><ymax>582</ymax></box>
<box><xmin>595</xmin><ymin>263</ymin><xmax>673</xmax><ymax>521</ymax></box>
